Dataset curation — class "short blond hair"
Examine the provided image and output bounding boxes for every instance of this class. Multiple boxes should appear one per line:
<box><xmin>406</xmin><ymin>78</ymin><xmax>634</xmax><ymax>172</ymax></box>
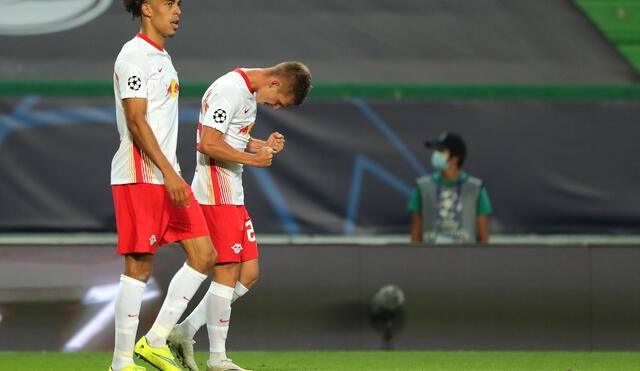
<box><xmin>269</xmin><ymin>62</ymin><xmax>312</xmax><ymax>106</ymax></box>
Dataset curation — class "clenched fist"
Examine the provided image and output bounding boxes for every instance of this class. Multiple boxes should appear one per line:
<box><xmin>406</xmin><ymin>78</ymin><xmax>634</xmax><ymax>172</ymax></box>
<box><xmin>267</xmin><ymin>132</ymin><xmax>285</xmax><ymax>154</ymax></box>
<box><xmin>254</xmin><ymin>146</ymin><xmax>274</xmax><ymax>167</ymax></box>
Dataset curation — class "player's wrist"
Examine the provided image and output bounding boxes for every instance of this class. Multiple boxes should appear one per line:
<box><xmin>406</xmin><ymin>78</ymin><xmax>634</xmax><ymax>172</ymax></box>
<box><xmin>160</xmin><ymin>166</ymin><xmax>179</xmax><ymax>179</ymax></box>
<box><xmin>247</xmin><ymin>153</ymin><xmax>259</xmax><ymax>167</ymax></box>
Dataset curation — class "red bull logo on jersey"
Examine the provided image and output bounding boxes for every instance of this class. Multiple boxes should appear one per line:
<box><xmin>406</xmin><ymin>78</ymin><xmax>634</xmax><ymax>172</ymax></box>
<box><xmin>238</xmin><ymin>122</ymin><xmax>255</xmax><ymax>138</ymax></box>
<box><xmin>167</xmin><ymin>79</ymin><xmax>180</xmax><ymax>98</ymax></box>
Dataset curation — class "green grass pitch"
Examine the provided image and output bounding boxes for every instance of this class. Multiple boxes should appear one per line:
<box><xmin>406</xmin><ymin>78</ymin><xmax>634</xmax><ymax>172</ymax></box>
<box><xmin>3</xmin><ymin>351</ymin><xmax>640</xmax><ymax>370</ymax></box>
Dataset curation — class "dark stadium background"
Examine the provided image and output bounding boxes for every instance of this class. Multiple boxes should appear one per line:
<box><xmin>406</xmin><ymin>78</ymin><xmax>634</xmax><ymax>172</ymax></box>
<box><xmin>1</xmin><ymin>0</ymin><xmax>639</xmax><ymax>354</ymax></box>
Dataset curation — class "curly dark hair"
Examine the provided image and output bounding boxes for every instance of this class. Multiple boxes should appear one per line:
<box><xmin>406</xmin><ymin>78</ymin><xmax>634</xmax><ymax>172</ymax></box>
<box><xmin>122</xmin><ymin>0</ymin><xmax>146</xmax><ymax>18</ymax></box>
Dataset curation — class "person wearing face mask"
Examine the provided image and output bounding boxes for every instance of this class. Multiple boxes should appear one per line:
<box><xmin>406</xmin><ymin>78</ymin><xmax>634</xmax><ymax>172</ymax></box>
<box><xmin>408</xmin><ymin>132</ymin><xmax>492</xmax><ymax>244</ymax></box>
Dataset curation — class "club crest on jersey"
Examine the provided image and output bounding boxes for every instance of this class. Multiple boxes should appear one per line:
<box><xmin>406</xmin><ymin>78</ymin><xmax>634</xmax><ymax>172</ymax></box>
<box><xmin>230</xmin><ymin>243</ymin><xmax>243</xmax><ymax>254</ymax></box>
<box><xmin>167</xmin><ymin>79</ymin><xmax>180</xmax><ymax>97</ymax></box>
<box><xmin>238</xmin><ymin>122</ymin><xmax>255</xmax><ymax>138</ymax></box>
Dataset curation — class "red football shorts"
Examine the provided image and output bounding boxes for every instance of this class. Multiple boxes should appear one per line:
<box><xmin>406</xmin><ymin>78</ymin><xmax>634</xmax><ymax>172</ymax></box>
<box><xmin>200</xmin><ymin>204</ymin><xmax>259</xmax><ymax>263</ymax></box>
<box><xmin>112</xmin><ymin>183</ymin><xmax>210</xmax><ymax>255</ymax></box>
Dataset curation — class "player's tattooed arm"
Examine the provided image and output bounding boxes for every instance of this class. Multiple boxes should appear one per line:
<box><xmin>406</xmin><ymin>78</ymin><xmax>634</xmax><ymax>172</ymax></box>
<box><xmin>123</xmin><ymin>97</ymin><xmax>190</xmax><ymax>208</ymax></box>
<box><xmin>246</xmin><ymin>132</ymin><xmax>285</xmax><ymax>154</ymax></box>
<box><xmin>200</xmin><ymin>126</ymin><xmax>273</xmax><ymax>167</ymax></box>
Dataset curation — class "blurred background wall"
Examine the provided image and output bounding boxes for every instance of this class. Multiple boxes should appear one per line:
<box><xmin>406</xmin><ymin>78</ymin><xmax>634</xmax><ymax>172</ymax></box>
<box><xmin>2</xmin><ymin>244</ymin><xmax>640</xmax><ymax>351</ymax></box>
<box><xmin>1</xmin><ymin>0</ymin><xmax>640</xmax><ymax>352</ymax></box>
<box><xmin>1</xmin><ymin>0</ymin><xmax>639</xmax><ymax>235</ymax></box>
<box><xmin>1</xmin><ymin>0</ymin><xmax>636</xmax><ymax>83</ymax></box>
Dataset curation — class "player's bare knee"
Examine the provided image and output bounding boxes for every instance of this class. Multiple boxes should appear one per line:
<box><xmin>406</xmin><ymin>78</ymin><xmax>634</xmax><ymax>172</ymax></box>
<box><xmin>129</xmin><ymin>263</ymin><xmax>152</xmax><ymax>282</ymax></box>
<box><xmin>124</xmin><ymin>266</ymin><xmax>152</xmax><ymax>283</ymax></box>
<box><xmin>123</xmin><ymin>254</ymin><xmax>153</xmax><ymax>282</ymax></box>
<box><xmin>214</xmin><ymin>262</ymin><xmax>241</xmax><ymax>284</ymax></box>
<box><xmin>245</xmin><ymin>269</ymin><xmax>259</xmax><ymax>286</ymax></box>
<box><xmin>239</xmin><ymin>260</ymin><xmax>259</xmax><ymax>288</ymax></box>
<box><xmin>135</xmin><ymin>270</ymin><xmax>152</xmax><ymax>282</ymax></box>
<box><xmin>204</xmin><ymin>253</ymin><xmax>216</xmax><ymax>272</ymax></box>
<box><xmin>209</xmin><ymin>247</ymin><xmax>218</xmax><ymax>265</ymax></box>
<box><xmin>188</xmin><ymin>248</ymin><xmax>216</xmax><ymax>274</ymax></box>
<box><xmin>200</xmin><ymin>246</ymin><xmax>217</xmax><ymax>269</ymax></box>
<box><xmin>233</xmin><ymin>268</ymin><xmax>242</xmax><ymax>283</ymax></box>
<box><xmin>189</xmin><ymin>258</ymin><xmax>211</xmax><ymax>274</ymax></box>
<box><xmin>244</xmin><ymin>275</ymin><xmax>258</xmax><ymax>288</ymax></box>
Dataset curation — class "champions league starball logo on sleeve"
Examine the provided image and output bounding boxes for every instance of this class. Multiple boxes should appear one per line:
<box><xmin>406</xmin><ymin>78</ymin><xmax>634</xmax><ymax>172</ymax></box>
<box><xmin>0</xmin><ymin>0</ymin><xmax>112</xmax><ymax>35</ymax></box>
<box><xmin>127</xmin><ymin>76</ymin><xmax>142</xmax><ymax>91</ymax></box>
<box><xmin>213</xmin><ymin>109</ymin><xmax>227</xmax><ymax>124</ymax></box>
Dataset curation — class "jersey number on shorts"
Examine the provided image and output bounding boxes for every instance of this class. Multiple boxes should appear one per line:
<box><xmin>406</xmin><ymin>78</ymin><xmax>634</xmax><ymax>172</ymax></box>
<box><xmin>245</xmin><ymin>220</ymin><xmax>256</xmax><ymax>242</ymax></box>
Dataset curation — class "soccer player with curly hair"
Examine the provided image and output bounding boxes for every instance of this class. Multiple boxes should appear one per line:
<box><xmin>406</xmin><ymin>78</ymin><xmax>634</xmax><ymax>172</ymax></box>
<box><xmin>109</xmin><ymin>1</ymin><xmax>217</xmax><ymax>370</ymax></box>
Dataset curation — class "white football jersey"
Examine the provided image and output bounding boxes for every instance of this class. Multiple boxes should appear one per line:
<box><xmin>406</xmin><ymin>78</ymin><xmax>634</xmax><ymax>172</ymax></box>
<box><xmin>111</xmin><ymin>33</ymin><xmax>181</xmax><ymax>185</ymax></box>
<box><xmin>192</xmin><ymin>69</ymin><xmax>257</xmax><ymax>205</ymax></box>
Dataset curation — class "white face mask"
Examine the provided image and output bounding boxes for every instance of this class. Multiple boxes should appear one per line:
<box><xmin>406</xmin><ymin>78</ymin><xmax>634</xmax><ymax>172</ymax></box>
<box><xmin>431</xmin><ymin>151</ymin><xmax>449</xmax><ymax>171</ymax></box>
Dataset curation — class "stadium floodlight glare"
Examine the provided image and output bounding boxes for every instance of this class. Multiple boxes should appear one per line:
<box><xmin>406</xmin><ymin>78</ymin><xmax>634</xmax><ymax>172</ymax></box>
<box><xmin>0</xmin><ymin>0</ymin><xmax>113</xmax><ymax>36</ymax></box>
<box><xmin>63</xmin><ymin>278</ymin><xmax>161</xmax><ymax>352</ymax></box>
<box><xmin>82</xmin><ymin>281</ymin><xmax>122</xmax><ymax>305</ymax></box>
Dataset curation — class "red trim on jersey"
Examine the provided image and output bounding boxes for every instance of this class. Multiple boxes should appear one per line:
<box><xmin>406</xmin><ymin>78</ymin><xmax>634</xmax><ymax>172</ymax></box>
<box><xmin>133</xmin><ymin>142</ymin><xmax>144</xmax><ymax>182</ymax></box>
<box><xmin>196</xmin><ymin>122</ymin><xmax>202</xmax><ymax>151</ymax></box>
<box><xmin>202</xmin><ymin>89</ymin><xmax>213</xmax><ymax>114</ymax></box>
<box><xmin>234</xmin><ymin>68</ymin><xmax>254</xmax><ymax>93</ymax></box>
<box><xmin>210</xmin><ymin>160</ymin><xmax>222</xmax><ymax>204</ymax></box>
<box><xmin>136</xmin><ymin>33</ymin><xmax>164</xmax><ymax>52</ymax></box>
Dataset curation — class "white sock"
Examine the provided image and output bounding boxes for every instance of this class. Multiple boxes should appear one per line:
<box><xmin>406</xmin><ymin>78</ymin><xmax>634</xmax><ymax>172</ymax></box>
<box><xmin>232</xmin><ymin>281</ymin><xmax>249</xmax><ymax>304</ymax></box>
<box><xmin>178</xmin><ymin>280</ymin><xmax>250</xmax><ymax>340</ymax></box>
<box><xmin>112</xmin><ymin>274</ymin><xmax>146</xmax><ymax>371</ymax></box>
<box><xmin>178</xmin><ymin>288</ymin><xmax>208</xmax><ymax>339</ymax></box>
<box><xmin>146</xmin><ymin>262</ymin><xmax>207</xmax><ymax>348</ymax></box>
<box><xmin>207</xmin><ymin>281</ymin><xmax>234</xmax><ymax>362</ymax></box>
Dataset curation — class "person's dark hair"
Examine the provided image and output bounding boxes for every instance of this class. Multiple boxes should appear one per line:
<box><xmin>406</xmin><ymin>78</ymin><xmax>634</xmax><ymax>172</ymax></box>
<box><xmin>123</xmin><ymin>0</ymin><xmax>146</xmax><ymax>18</ymax></box>
<box><xmin>270</xmin><ymin>62</ymin><xmax>312</xmax><ymax>106</ymax></box>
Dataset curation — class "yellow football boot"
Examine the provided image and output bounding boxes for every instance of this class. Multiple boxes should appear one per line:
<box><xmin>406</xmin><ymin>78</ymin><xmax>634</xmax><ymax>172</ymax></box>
<box><xmin>108</xmin><ymin>364</ymin><xmax>147</xmax><ymax>371</ymax></box>
<box><xmin>134</xmin><ymin>336</ymin><xmax>182</xmax><ymax>370</ymax></box>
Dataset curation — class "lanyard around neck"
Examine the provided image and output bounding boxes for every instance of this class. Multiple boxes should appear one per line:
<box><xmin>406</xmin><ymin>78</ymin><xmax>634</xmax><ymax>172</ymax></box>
<box><xmin>435</xmin><ymin>179</ymin><xmax>463</xmax><ymax>219</ymax></box>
